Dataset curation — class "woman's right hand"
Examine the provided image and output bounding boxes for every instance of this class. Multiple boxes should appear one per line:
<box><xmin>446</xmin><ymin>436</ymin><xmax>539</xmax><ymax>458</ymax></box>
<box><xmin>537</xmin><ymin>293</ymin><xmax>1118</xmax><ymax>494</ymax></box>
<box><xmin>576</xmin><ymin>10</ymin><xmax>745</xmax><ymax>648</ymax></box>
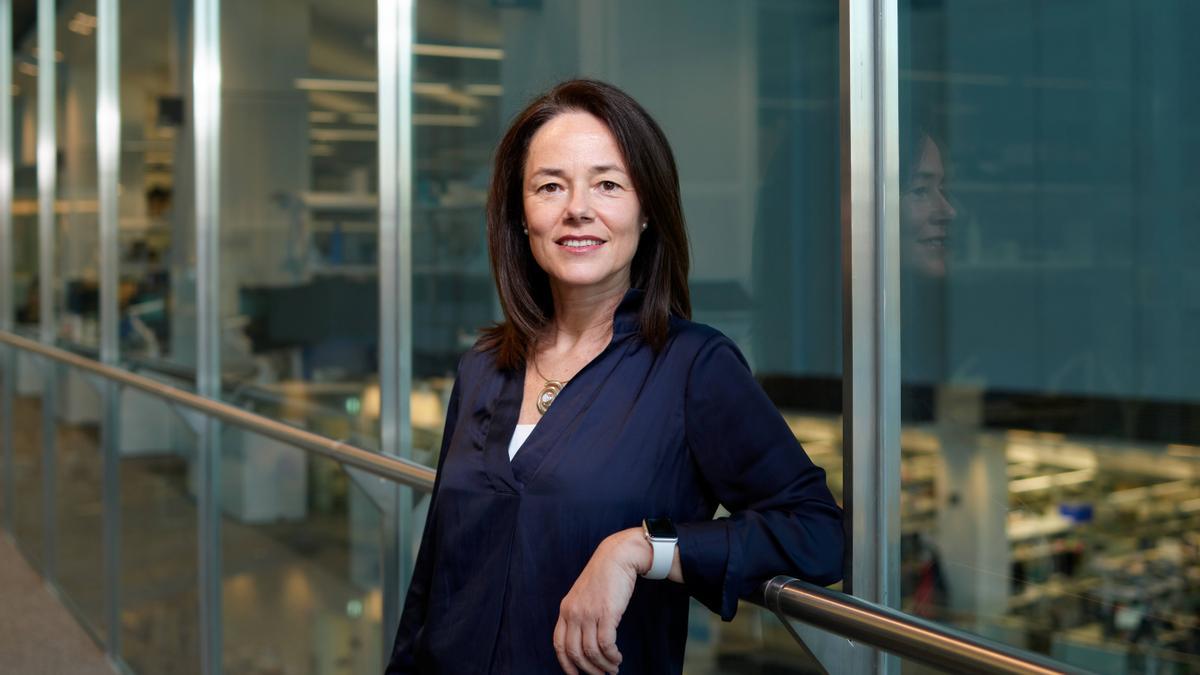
<box><xmin>553</xmin><ymin>529</ymin><xmax>651</xmax><ymax>674</ymax></box>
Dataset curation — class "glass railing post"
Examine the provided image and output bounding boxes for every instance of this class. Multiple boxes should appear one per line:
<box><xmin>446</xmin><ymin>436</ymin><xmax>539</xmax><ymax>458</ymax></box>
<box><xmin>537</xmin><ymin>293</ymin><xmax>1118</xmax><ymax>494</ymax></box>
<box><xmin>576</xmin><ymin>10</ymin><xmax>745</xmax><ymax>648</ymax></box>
<box><xmin>377</xmin><ymin>0</ymin><xmax>417</xmax><ymax>661</ymax></box>
<box><xmin>193</xmin><ymin>0</ymin><xmax>223</xmax><ymax>671</ymax></box>
<box><xmin>97</xmin><ymin>0</ymin><xmax>121</xmax><ymax>661</ymax></box>
<box><xmin>0</xmin><ymin>0</ymin><xmax>12</xmax><ymax>538</ymax></box>
<box><xmin>841</xmin><ymin>0</ymin><xmax>902</xmax><ymax>672</ymax></box>
<box><xmin>36</xmin><ymin>0</ymin><xmax>57</xmax><ymax>585</ymax></box>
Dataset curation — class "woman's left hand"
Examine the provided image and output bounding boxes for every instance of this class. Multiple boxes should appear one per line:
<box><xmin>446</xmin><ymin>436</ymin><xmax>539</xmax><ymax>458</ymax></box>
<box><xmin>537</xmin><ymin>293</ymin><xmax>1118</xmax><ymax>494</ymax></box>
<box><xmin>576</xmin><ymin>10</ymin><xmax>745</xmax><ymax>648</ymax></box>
<box><xmin>553</xmin><ymin>528</ymin><xmax>651</xmax><ymax>675</ymax></box>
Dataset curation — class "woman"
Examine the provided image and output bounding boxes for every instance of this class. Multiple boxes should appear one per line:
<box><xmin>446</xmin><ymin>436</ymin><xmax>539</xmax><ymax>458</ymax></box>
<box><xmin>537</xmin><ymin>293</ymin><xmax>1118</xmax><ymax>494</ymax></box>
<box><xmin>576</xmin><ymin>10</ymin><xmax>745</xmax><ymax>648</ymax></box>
<box><xmin>387</xmin><ymin>79</ymin><xmax>843</xmax><ymax>674</ymax></box>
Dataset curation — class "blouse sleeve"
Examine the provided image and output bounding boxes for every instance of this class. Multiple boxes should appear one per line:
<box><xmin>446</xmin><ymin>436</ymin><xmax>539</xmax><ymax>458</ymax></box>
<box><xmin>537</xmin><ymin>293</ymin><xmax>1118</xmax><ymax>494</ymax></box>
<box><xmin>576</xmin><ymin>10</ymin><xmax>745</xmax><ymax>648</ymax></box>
<box><xmin>385</xmin><ymin>365</ymin><xmax>463</xmax><ymax>673</ymax></box>
<box><xmin>675</xmin><ymin>334</ymin><xmax>845</xmax><ymax>621</ymax></box>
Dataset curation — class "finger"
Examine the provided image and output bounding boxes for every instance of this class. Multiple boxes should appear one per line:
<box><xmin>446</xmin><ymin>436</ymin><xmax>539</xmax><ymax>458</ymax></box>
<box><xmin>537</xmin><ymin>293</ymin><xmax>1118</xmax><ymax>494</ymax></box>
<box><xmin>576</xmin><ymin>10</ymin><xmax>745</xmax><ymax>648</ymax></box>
<box><xmin>554</xmin><ymin>617</ymin><xmax>578</xmax><ymax>675</ymax></box>
<box><xmin>581</xmin><ymin>617</ymin><xmax>620</xmax><ymax>674</ymax></box>
<box><xmin>566</xmin><ymin>623</ymin><xmax>604</xmax><ymax>675</ymax></box>
<box><xmin>597</xmin><ymin>616</ymin><xmax>623</xmax><ymax>669</ymax></box>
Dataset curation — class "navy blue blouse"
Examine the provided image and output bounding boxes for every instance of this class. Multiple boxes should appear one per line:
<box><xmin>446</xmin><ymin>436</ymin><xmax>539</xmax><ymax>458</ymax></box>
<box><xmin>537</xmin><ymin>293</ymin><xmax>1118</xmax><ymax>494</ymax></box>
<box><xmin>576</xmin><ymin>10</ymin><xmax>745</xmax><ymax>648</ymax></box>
<box><xmin>386</xmin><ymin>289</ymin><xmax>844</xmax><ymax>673</ymax></box>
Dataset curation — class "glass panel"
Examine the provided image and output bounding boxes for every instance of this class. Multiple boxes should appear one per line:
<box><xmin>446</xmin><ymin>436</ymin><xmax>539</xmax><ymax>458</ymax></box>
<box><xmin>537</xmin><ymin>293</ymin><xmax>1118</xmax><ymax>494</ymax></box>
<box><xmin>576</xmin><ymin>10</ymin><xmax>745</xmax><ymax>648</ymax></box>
<box><xmin>118</xmin><ymin>0</ymin><xmax>189</xmax><ymax>369</ymax></box>
<box><xmin>56</xmin><ymin>1</ymin><xmax>99</xmax><ymax>349</ymax></box>
<box><xmin>13</xmin><ymin>15</ymin><xmax>38</xmax><ymax>333</ymax></box>
<box><xmin>11</xmin><ymin>352</ymin><xmax>44</xmax><ymax>567</ymax></box>
<box><xmin>413</xmin><ymin>0</ymin><xmax>842</xmax><ymax>669</ymax></box>
<box><xmin>218</xmin><ymin>0</ymin><xmax>381</xmax><ymax>446</ymax></box>
<box><xmin>119</xmin><ymin>406</ymin><xmax>200</xmax><ymax>673</ymax></box>
<box><xmin>899</xmin><ymin>1</ymin><xmax>1200</xmax><ymax>672</ymax></box>
<box><xmin>52</xmin><ymin>363</ymin><xmax>106</xmax><ymax>640</ymax></box>
<box><xmin>221</xmin><ymin>435</ymin><xmax>384</xmax><ymax>674</ymax></box>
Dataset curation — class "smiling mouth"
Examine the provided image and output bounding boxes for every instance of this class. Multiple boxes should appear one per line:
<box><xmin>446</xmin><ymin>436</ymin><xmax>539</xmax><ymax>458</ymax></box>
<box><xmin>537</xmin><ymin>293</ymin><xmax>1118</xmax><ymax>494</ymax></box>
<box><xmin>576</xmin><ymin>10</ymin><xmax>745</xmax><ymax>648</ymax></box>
<box><xmin>556</xmin><ymin>237</ymin><xmax>606</xmax><ymax>250</ymax></box>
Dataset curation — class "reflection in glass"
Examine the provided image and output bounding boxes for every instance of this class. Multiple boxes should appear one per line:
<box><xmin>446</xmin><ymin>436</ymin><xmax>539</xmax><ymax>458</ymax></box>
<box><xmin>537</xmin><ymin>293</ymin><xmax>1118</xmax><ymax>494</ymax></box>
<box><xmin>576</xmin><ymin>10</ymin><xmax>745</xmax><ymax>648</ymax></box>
<box><xmin>899</xmin><ymin>1</ymin><xmax>1200</xmax><ymax>671</ymax></box>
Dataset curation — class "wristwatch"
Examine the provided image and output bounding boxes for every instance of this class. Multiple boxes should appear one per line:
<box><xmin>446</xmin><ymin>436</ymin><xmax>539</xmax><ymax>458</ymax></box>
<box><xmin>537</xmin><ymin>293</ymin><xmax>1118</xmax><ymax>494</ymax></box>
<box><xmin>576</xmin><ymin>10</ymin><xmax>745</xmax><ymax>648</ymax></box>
<box><xmin>641</xmin><ymin>517</ymin><xmax>678</xmax><ymax>580</ymax></box>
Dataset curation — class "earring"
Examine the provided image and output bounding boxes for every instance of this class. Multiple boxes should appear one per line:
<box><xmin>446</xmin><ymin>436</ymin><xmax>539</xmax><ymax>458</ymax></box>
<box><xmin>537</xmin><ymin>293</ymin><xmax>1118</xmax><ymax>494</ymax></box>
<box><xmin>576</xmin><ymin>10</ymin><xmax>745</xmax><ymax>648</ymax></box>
<box><xmin>641</xmin><ymin>222</ymin><xmax>648</xmax><ymax>231</ymax></box>
<box><xmin>522</xmin><ymin>227</ymin><xmax>528</xmax><ymax>235</ymax></box>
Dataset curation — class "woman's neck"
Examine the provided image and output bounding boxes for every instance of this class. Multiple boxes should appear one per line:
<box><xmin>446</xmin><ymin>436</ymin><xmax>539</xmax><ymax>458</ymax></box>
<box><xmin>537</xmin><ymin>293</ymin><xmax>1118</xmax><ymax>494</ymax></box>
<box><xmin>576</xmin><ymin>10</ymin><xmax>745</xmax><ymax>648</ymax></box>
<box><xmin>545</xmin><ymin>281</ymin><xmax>629</xmax><ymax>352</ymax></box>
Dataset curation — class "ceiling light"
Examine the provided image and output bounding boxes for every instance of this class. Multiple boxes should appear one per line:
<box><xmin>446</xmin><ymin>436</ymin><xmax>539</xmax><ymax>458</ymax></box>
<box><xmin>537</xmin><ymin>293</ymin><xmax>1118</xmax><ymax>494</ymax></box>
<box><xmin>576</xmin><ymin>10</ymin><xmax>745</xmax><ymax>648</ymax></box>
<box><xmin>414</xmin><ymin>43</ymin><xmax>503</xmax><ymax>60</ymax></box>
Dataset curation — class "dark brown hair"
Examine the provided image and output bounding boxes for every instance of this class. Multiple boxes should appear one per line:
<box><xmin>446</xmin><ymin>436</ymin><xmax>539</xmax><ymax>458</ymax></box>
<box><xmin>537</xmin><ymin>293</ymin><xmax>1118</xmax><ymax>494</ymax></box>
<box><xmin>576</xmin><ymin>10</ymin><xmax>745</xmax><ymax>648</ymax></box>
<box><xmin>477</xmin><ymin>79</ymin><xmax>691</xmax><ymax>369</ymax></box>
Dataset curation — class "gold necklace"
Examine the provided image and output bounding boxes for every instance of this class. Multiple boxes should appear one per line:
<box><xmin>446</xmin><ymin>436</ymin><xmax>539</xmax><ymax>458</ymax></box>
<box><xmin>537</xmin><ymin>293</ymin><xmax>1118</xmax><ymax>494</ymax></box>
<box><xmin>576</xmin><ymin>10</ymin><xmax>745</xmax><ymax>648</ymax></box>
<box><xmin>532</xmin><ymin>358</ymin><xmax>567</xmax><ymax>415</ymax></box>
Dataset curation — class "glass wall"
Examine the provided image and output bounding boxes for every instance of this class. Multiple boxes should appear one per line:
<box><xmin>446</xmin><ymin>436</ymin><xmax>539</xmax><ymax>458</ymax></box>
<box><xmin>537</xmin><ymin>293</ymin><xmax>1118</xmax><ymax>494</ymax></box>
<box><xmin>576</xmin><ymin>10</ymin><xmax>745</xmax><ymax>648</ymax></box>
<box><xmin>117</xmin><ymin>0</ymin><xmax>188</xmax><ymax>367</ymax></box>
<box><xmin>217</xmin><ymin>0</ymin><xmax>382</xmax><ymax>449</ymax></box>
<box><xmin>12</xmin><ymin>11</ymin><xmax>37</xmax><ymax>333</ymax></box>
<box><xmin>55</xmin><ymin>0</ymin><xmax>98</xmax><ymax>350</ymax></box>
<box><xmin>898</xmin><ymin>0</ymin><xmax>1200</xmax><ymax>672</ymax></box>
<box><xmin>9</xmin><ymin>2</ymin><xmax>42</xmax><ymax>569</ymax></box>
<box><xmin>119</xmin><ymin>408</ymin><xmax>202</xmax><ymax>673</ymax></box>
<box><xmin>53</xmin><ymin>363</ymin><xmax>105</xmax><ymax>641</ymax></box>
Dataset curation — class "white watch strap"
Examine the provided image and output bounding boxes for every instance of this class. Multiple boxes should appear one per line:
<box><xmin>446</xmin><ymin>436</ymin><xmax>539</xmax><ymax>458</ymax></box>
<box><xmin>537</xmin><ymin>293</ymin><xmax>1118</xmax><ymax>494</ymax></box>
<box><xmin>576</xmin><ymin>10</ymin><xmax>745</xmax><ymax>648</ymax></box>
<box><xmin>644</xmin><ymin>538</ymin><xmax>674</xmax><ymax>580</ymax></box>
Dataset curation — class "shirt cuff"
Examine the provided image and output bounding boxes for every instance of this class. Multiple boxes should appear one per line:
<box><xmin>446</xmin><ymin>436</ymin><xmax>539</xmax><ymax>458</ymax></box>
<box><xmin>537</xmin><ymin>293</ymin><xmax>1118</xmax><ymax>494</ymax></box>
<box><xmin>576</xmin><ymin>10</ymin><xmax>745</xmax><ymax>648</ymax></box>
<box><xmin>676</xmin><ymin>518</ymin><xmax>741</xmax><ymax>621</ymax></box>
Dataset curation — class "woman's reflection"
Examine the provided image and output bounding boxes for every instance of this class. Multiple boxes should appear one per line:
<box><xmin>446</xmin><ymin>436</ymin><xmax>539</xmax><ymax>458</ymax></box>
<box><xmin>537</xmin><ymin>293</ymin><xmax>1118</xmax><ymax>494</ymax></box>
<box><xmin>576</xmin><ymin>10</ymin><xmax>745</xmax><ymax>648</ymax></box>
<box><xmin>902</xmin><ymin>131</ymin><xmax>957</xmax><ymax>280</ymax></box>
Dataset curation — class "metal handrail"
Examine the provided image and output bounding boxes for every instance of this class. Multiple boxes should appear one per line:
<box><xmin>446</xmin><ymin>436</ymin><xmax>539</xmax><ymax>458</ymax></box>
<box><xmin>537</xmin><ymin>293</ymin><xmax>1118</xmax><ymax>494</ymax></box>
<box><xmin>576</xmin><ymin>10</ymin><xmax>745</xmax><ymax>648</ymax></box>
<box><xmin>2</xmin><ymin>329</ymin><xmax>1087</xmax><ymax>674</ymax></box>
<box><xmin>761</xmin><ymin>577</ymin><xmax>1087</xmax><ymax>674</ymax></box>
<box><xmin>0</xmin><ymin>330</ymin><xmax>434</xmax><ymax>490</ymax></box>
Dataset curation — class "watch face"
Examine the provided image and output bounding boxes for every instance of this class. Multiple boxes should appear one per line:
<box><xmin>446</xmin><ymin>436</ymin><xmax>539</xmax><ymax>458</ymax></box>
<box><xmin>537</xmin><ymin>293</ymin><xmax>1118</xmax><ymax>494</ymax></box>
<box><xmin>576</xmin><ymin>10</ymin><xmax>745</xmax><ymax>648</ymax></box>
<box><xmin>644</xmin><ymin>517</ymin><xmax>677</xmax><ymax>540</ymax></box>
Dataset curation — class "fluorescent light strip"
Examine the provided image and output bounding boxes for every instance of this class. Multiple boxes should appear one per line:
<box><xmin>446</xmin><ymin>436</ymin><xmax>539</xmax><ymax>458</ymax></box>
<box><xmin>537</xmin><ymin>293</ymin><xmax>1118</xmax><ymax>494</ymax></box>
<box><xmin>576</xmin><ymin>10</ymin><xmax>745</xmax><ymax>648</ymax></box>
<box><xmin>298</xmin><ymin>79</ymin><xmax>499</xmax><ymax>97</ymax></box>
<box><xmin>413</xmin><ymin>114</ymin><xmax>478</xmax><ymax>127</ymax></box>
<box><xmin>414</xmin><ymin>43</ymin><xmax>503</xmax><ymax>60</ymax></box>
<box><xmin>296</xmin><ymin>78</ymin><xmax>375</xmax><ymax>93</ymax></box>
<box><xmin>311</xmin><ymin>128</ymin><xmax>376</xmax><ymax>142</ymax></box>
<box><xmin>464</xmin><ymin>83</ymin><xmax>502</xmax><ymax>97</ymax></box>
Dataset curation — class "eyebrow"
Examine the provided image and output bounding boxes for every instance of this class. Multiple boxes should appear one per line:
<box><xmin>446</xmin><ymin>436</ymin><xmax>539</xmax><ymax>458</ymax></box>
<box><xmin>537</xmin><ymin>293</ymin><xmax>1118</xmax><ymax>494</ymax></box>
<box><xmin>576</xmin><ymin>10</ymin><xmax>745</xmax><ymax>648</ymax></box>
<box><xmin>528</xmin><ymin>164</ymin><xmax>628</xmax><ymax>179</ymax></box>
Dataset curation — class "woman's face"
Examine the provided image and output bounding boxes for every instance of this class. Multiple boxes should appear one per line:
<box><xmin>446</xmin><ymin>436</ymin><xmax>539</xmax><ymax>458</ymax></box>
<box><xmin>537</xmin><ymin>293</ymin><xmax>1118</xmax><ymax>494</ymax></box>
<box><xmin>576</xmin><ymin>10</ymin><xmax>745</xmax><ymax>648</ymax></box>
<box><xmin>901</xmin><ymin>135</ymin><xmax>957</xmax><ymax>278</ymax></box>
<box><xmin>522</xmin><ymin>111</ymin><xmax>644</xmax><ymax>297</ymax></box>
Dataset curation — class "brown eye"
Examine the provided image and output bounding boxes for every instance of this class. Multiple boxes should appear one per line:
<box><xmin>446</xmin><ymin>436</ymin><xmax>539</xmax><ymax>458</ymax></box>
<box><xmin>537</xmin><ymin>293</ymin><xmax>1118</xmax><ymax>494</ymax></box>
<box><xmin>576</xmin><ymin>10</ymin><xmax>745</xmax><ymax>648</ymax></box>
<box><xmin>599</xmin><ymin>180</ymin><xmax>619</xmax><ymax>192</ymax></box>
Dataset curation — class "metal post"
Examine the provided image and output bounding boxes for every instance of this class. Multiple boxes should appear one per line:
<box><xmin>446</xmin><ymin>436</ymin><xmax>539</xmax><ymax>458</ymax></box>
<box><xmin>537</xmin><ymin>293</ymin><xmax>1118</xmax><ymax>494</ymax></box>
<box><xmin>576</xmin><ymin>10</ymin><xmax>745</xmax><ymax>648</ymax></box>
<box><xmin>37</xmin><ymin>0</ymin><xmax>57</xmax><ymax>584</ymax></box>
<box><xmin>377</xmin><ymin>0</ymin><xmax>415</xmax><ymax>661</ymax></box>
<box><xmin>192</xmin><ymin>0</ymin><xmax>222</xmax><ymax>672</ymax></box>
<box><xmin>840</xmin><ymin>0</ymin><xmax>901</xmax><ymax>672</ymax></box>
<box><xmin>96</xmin><ymin>0</ymin><xmax>121</xmax><ymax>660</ymax></box>
<box><xmin>0</xmin><ymin>0</ymin><xmax>13</xmax><ymax>536</ymax></box>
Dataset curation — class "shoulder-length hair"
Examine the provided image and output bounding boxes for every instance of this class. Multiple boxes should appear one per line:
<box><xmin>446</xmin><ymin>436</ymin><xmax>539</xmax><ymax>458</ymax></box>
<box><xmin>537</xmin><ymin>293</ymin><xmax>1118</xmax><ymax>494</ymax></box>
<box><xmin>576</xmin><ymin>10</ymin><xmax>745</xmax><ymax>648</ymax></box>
<box><xmin>477</xmin><ymin>79</ymin><xmax>691</xmax><ymax>369</ymax></box>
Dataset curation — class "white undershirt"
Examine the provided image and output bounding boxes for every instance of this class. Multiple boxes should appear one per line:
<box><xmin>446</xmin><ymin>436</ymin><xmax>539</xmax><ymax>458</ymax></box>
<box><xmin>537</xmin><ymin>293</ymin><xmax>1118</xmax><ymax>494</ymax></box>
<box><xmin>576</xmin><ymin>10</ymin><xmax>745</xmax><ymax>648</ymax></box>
<box><xmin>507</xmin><ymin>424</ymin><xmax>536</xmax><ymax>460</ymax></box>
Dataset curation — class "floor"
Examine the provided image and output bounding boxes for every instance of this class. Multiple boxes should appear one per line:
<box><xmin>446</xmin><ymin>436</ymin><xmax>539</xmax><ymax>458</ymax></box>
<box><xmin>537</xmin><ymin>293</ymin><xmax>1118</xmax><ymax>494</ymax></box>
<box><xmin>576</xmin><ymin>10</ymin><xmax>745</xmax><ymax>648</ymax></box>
<box><xmin>0</xmin><ymin>534</ymin><xmax>117</xmax><ymax>675</ymax></box>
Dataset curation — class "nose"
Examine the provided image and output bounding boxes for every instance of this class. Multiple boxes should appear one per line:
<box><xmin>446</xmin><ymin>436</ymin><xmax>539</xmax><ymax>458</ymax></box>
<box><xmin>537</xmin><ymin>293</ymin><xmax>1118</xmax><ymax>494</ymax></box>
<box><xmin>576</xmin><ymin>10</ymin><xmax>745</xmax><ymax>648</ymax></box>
<box><xmin>935</xmin><ymin>190</ymin><xmax>957</xmax><ymax>221</ymax></box>
<box><xmin>565</xmin><ymin>186</ymin><xmax>594</xmax><ymax>222</ymax></box>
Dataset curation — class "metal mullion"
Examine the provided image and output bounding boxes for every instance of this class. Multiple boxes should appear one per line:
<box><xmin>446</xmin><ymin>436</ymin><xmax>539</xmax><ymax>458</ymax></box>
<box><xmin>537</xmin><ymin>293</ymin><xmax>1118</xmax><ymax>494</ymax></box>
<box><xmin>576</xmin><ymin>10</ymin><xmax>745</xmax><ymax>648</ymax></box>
<box><xmin>377</xmin><ymin>0</ymin><xmax>416</xmax><ymax>662</ymax></box>
<box><xmin>840</xmin><ymin>0</ymin><xmax>901</xmax><ymax>673</ymax></box>
<box><xmin>0</xmin><ymin>0</ymin><xmax>13</xmax><ymax>536</ymax></box>
<box><xmin>37</xmin><ymin>0</ymin><xmax>57</xmax><ymax>585</ymax></box>
<box><xmin>96</xmin><ymin>0</ymin><xmax>120</xmax><ymax>661</ymax></box>
<box><xmin>192</xmin><ymin>0</ymin><xmax>222</xmax><ymax>672</ymax></box>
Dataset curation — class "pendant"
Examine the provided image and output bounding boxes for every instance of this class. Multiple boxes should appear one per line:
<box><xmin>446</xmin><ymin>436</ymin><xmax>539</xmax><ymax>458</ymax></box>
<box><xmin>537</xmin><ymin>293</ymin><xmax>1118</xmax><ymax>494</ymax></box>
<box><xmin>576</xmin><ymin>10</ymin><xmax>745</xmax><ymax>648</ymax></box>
<box><xmin>537</xmin><ymin>380</ymin><xmax>565</xmax><ymax>415</ymax></box>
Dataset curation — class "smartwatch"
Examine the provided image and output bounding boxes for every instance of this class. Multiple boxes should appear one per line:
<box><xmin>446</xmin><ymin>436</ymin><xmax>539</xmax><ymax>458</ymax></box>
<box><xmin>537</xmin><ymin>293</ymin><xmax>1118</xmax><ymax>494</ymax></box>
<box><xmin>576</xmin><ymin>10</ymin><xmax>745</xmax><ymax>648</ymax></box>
<box><xmin>641</xmin><ymin>517</ymin><xmax>678</xmax><ymax>580</ymax></box>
